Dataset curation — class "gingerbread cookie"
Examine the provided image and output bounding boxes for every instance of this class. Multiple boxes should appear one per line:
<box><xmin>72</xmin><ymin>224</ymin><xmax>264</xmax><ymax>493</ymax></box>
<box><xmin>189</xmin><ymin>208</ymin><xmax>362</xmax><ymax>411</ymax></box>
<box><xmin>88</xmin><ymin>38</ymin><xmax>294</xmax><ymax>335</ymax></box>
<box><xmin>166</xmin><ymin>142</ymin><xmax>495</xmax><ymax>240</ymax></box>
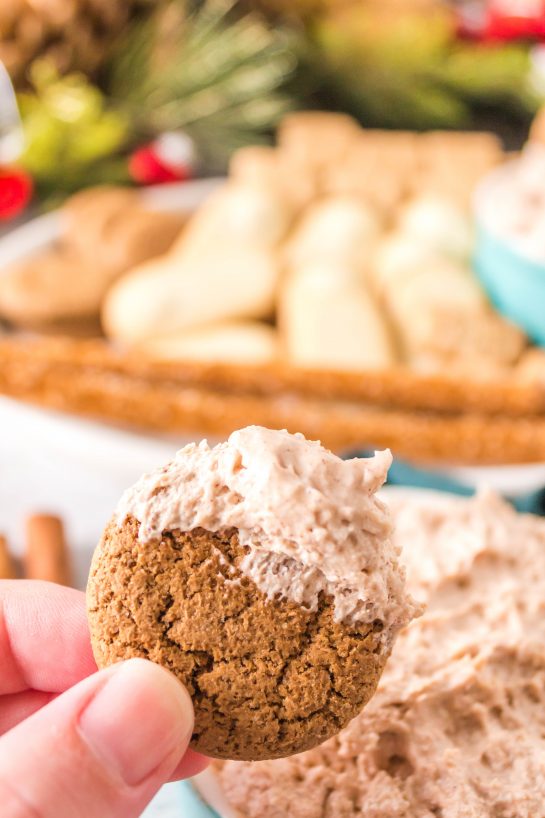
<box><xmin>87</xmin><ymin>426</ymin><xmax>417</xmax><ymax>761</ymax></box>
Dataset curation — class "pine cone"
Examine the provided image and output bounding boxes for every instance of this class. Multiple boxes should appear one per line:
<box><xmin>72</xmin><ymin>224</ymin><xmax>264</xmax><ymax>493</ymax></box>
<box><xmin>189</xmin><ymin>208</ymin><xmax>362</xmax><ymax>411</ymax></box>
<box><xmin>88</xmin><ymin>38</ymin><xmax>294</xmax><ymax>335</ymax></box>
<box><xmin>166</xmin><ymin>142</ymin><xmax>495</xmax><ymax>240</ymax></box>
<box><xmin>0</xmin><ymin>0</ymin><xmax>157</xmax><ymax>87</ymax></box>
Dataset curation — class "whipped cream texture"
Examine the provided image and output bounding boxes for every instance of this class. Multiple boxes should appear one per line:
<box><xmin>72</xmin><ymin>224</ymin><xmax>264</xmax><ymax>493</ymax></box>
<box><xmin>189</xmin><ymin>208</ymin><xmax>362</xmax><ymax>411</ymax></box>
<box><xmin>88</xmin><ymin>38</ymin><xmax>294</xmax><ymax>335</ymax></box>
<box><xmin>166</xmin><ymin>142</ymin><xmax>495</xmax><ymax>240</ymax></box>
<box><xmin>215</xmin><ymin>491</ymin><xmax>545</xmax><ymax>818</ymax></box>
<box><xmin>479</xmin><ymin>144</ymin><xmax>545</xmax><ymax>261</ymax></box>
<box><xmin>116</xmin><ymin>426</ymin><xmax>416</xmax><ymax>632</ymax></box>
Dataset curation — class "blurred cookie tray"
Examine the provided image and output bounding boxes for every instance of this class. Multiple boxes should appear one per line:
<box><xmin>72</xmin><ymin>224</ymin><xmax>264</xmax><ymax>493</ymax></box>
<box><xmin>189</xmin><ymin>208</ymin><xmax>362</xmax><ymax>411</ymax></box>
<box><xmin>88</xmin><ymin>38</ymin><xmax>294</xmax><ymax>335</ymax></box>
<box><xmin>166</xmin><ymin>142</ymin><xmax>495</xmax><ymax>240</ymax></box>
<box><xmin>1</xmin><ymin>112</ymin><xmax>545</xmax><ymax>465</ymax></box>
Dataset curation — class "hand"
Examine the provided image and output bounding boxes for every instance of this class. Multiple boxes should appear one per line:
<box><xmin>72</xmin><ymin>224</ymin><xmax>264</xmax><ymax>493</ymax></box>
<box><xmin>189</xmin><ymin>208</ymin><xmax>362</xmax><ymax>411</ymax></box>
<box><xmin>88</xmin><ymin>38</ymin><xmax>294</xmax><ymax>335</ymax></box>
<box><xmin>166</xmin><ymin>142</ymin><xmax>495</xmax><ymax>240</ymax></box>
<box><xmin>0</xmin><ymin>580</ymin><xmax>208</xmax><ymax>818</ymax></box>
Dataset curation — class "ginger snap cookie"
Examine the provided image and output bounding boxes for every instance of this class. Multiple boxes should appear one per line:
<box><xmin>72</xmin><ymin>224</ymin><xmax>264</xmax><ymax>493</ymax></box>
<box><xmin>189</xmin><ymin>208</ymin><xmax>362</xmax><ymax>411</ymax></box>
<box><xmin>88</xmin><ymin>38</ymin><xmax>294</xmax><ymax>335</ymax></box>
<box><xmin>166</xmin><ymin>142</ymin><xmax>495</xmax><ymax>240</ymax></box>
<box><xmin>87</xmin><ymin>426</ymin><xmax>418</xmax><ymax>761</ymax></box>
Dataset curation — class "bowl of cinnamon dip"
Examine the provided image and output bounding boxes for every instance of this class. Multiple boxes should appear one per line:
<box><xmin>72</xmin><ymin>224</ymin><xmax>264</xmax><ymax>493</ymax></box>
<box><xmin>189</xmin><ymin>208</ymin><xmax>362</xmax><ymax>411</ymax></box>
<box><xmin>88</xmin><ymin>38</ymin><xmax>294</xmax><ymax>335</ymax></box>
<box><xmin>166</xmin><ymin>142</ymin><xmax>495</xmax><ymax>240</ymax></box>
<box><xmin>474</xmin><ymin>144</ymin><xmax>545</xmax><ymax>346</ymax></box>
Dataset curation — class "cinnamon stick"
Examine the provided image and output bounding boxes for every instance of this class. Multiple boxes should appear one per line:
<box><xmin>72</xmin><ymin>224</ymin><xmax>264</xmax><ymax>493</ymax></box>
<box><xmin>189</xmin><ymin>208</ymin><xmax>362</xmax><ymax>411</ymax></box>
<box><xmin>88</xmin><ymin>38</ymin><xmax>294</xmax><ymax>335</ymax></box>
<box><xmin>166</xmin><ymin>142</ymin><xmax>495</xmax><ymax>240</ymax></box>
<box><xmin>0</xmin><ymin>534</ymin><xmax>16</xmax><ymax>580</ymax></box>
<box><xmin>25</xmin><ymin>514</ymin><xmax>72</xmax><ymax>586</ymax></box>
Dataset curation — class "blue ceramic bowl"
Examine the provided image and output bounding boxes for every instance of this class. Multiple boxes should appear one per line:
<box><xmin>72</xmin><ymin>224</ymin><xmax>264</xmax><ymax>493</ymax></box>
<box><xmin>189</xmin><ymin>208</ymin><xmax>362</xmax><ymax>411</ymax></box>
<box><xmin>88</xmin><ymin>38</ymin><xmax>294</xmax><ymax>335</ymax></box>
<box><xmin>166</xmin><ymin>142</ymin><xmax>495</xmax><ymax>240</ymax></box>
<box><xmin>473</xmin><ymin>167</ymin><xmax>545</xmax><ymax>346</ymax></box>
<box><xmin>474</xmin><ymin>224</ymin><xmax>545</xmax><ymax>345</ymax></box>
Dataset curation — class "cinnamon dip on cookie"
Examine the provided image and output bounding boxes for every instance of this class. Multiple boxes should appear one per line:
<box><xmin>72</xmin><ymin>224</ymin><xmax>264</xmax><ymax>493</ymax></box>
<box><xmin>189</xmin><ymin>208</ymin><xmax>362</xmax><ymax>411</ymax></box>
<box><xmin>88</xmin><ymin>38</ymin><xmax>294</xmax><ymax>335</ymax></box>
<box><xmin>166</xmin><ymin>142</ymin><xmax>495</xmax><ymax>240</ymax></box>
<box><xmin>211</xmin><ymin>491</ymin><xmax>545</xmax><ymax>816</ymax></box>
<box><xmin>87</xmin><ymin>426</ymin><xmax>418</xmax><ymax>761</ymax></box>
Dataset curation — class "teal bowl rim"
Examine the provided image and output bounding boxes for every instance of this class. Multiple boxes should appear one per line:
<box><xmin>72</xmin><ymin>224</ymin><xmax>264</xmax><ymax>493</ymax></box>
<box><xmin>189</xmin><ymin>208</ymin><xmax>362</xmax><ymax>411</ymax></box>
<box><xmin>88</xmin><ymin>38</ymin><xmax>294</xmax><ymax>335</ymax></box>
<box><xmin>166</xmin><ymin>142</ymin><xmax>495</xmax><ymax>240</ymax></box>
<box><xmin>473</xmin><ymin>160</ymin><xmax>545</xmax><ymax>346</ymax></box>
<box><xmin>473</xmin><ymin>160</ymin><xmax>545</xmax><ymax>272</ymax></box>
<box><xmin>474</xmin><ymin>220</ymin><xmax>545</xmax><ymax>279</ymax></box>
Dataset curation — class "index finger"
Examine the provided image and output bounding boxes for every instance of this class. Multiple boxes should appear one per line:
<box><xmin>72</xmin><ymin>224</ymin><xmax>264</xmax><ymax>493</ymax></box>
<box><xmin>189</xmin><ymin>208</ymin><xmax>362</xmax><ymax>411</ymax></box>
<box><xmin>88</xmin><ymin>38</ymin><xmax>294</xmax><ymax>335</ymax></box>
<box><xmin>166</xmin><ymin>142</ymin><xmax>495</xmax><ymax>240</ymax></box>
<box><xmin>0</xmin><ymin>580</ymin><xmax>97</xmax><ymax>695</ymax></box>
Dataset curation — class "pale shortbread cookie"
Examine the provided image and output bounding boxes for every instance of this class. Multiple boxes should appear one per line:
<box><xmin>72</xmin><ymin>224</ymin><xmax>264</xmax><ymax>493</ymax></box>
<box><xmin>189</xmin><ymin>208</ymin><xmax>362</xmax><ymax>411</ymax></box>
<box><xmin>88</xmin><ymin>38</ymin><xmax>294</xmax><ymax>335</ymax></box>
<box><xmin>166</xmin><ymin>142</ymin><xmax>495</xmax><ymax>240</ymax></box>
<box><xmin>277</xmin><ymin>111</ymin><xmax>361</xmax><ymax>169</ymax></box>
<box><xmin>280</xmin><ymin>264</ymin><xmax>396</xmax><ymax>371</ymax></box>
<box><xmin>102</xmin><ymin>183</ymin><xmax>293</xmax><ymax>343</ymax></box>
<box><xmin>138</xmin><ymin>321</ymin><xmax>278</xmax><ymax>365</ymax></box>
<box><xmin>284</xmin><ymin>196</ymin><xmax>383</xmax><ymax>271</ymax></box>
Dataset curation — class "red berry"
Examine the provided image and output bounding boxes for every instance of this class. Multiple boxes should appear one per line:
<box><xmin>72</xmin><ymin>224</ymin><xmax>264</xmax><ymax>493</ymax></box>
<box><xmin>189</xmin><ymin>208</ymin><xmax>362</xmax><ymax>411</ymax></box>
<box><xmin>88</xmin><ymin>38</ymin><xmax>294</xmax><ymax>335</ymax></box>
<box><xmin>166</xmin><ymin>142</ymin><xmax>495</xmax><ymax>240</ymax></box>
<box><xmin>0</xmin><ymin>168</ymin><xmax>33</xmax><ymax>221</ymax></box>
<box><xmin>129</xmin><ymin>145</ymin><xmax>186</xmax><ymax>185</ymax></box>
<box><xmin>129</xmin><ymin>134</ymin><xmax>195</xmax><ymax>186</ymax></box>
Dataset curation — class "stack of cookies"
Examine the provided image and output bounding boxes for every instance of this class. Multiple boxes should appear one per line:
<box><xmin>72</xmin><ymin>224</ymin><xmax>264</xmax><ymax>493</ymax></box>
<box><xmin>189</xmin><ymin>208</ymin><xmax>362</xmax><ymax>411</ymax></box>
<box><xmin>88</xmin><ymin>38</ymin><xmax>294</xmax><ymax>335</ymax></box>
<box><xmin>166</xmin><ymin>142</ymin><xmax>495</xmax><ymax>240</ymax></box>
<box><xmin>100</xmin><ymin>111</ymin><xmax>525</xmax><ymax>380</ymax></box>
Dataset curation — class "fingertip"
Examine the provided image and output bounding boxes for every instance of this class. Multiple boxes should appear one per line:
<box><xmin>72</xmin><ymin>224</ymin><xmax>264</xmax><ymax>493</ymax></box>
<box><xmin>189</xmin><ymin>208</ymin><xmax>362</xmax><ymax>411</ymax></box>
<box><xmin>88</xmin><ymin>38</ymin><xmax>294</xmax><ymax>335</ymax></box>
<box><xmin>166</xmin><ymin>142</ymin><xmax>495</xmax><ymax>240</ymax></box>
<box><xmin>79</xmin><ymin>658</ymin><xmax>194</xmax><ymax>787</ymax></box>
<box><xmin>0</xmin><ymin>659</ymin><xmax>198</xmax><ymax>818</ymax></box>
<box><xmin>119</xmin><ymin>658</ymin><xmax>195</xmax><ymax>735</ymax></box>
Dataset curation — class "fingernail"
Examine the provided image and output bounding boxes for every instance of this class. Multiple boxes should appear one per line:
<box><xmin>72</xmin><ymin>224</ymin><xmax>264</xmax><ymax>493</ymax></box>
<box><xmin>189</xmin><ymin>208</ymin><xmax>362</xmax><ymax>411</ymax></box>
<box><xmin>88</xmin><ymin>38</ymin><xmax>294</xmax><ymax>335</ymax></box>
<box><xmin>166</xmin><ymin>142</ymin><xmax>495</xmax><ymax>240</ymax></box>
<box><xmin>79</xmin><ymin>658</ymin><xmax>193</xmax><ymax>786</ymax></box>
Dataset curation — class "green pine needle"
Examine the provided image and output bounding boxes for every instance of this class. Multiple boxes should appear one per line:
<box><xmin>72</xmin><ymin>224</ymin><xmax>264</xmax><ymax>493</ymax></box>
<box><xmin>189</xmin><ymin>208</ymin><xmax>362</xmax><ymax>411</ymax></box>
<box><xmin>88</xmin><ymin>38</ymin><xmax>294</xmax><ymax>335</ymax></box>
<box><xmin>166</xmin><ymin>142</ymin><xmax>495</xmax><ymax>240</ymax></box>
<box><xmin>108</xmin><ymin>0</ymin><xmax>299</xmax><ymax>168</ymax></box>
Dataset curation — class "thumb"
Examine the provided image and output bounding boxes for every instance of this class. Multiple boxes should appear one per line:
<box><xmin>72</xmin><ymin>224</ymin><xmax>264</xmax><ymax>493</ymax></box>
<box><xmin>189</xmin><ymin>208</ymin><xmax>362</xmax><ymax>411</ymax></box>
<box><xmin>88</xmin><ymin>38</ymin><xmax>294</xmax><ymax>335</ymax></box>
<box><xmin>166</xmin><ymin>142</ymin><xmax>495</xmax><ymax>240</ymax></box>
<box><xmin>0</xmin><ymin>658</ymin><xmax>194</xmax><ymax>818</ymax></box>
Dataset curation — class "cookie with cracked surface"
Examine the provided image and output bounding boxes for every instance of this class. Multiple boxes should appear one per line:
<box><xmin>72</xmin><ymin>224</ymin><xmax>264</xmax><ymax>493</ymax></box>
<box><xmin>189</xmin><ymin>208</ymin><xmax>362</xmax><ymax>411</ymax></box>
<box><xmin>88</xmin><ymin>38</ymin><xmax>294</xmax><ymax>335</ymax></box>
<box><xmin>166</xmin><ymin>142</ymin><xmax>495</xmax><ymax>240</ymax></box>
<box><xmin>88</xmin><ymin>520</ymin><xmax>386</xmax><ymax>760</ymax></box>
<box><xmin>87</xmin><ymin>426</ymin><xmax>418</xmax><ymax>761</ymax></box>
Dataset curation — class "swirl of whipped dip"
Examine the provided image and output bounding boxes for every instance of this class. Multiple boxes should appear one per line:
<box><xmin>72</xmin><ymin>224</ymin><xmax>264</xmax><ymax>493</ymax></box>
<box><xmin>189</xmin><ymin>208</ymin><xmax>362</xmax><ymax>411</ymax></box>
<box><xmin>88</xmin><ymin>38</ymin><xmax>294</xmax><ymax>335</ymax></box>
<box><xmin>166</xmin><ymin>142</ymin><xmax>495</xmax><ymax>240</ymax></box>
<box><xmin>116</xmin><ymin>426</ymin><xmax>418</xmax><ymax>637</ymax></box>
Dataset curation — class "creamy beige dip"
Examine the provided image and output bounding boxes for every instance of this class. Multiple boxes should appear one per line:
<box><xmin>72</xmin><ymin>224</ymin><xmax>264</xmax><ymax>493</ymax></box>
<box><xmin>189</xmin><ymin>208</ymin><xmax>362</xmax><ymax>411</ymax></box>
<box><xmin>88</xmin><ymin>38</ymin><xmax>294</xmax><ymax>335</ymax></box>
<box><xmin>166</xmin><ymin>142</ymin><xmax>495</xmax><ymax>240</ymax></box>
<box><xmin>215</xmin><ymin>491</ymin><xmax>545</xmax><ymax>817</ymax></box>
<box><xmin>115</xmin><ymin>426</ymin><xmax>416</xmax><ymax>638</ymax></box>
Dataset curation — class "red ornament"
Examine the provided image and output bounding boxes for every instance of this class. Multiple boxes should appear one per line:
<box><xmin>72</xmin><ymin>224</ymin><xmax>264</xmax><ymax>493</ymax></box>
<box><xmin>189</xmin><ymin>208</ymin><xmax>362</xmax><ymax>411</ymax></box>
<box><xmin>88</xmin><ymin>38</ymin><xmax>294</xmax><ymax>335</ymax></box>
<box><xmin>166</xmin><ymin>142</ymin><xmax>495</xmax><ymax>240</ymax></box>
<box><xmin>129</xmin><ymin>132</ymin><xmax>195</xmax><ymax>185</ymax></box>
<box><xmin>457</xmin><ymin>0</ymin><xmax>545</xmax><ymax>41</ymax></box>
<box><xmin>0</xmin><ymin>167</ymin><xmax>33</xmax><ymax>221</ymax></box>
<box><xmin>487</xmin><ymin>0</ymin><xmax>545</xmax><ymax>40</ymax></box>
